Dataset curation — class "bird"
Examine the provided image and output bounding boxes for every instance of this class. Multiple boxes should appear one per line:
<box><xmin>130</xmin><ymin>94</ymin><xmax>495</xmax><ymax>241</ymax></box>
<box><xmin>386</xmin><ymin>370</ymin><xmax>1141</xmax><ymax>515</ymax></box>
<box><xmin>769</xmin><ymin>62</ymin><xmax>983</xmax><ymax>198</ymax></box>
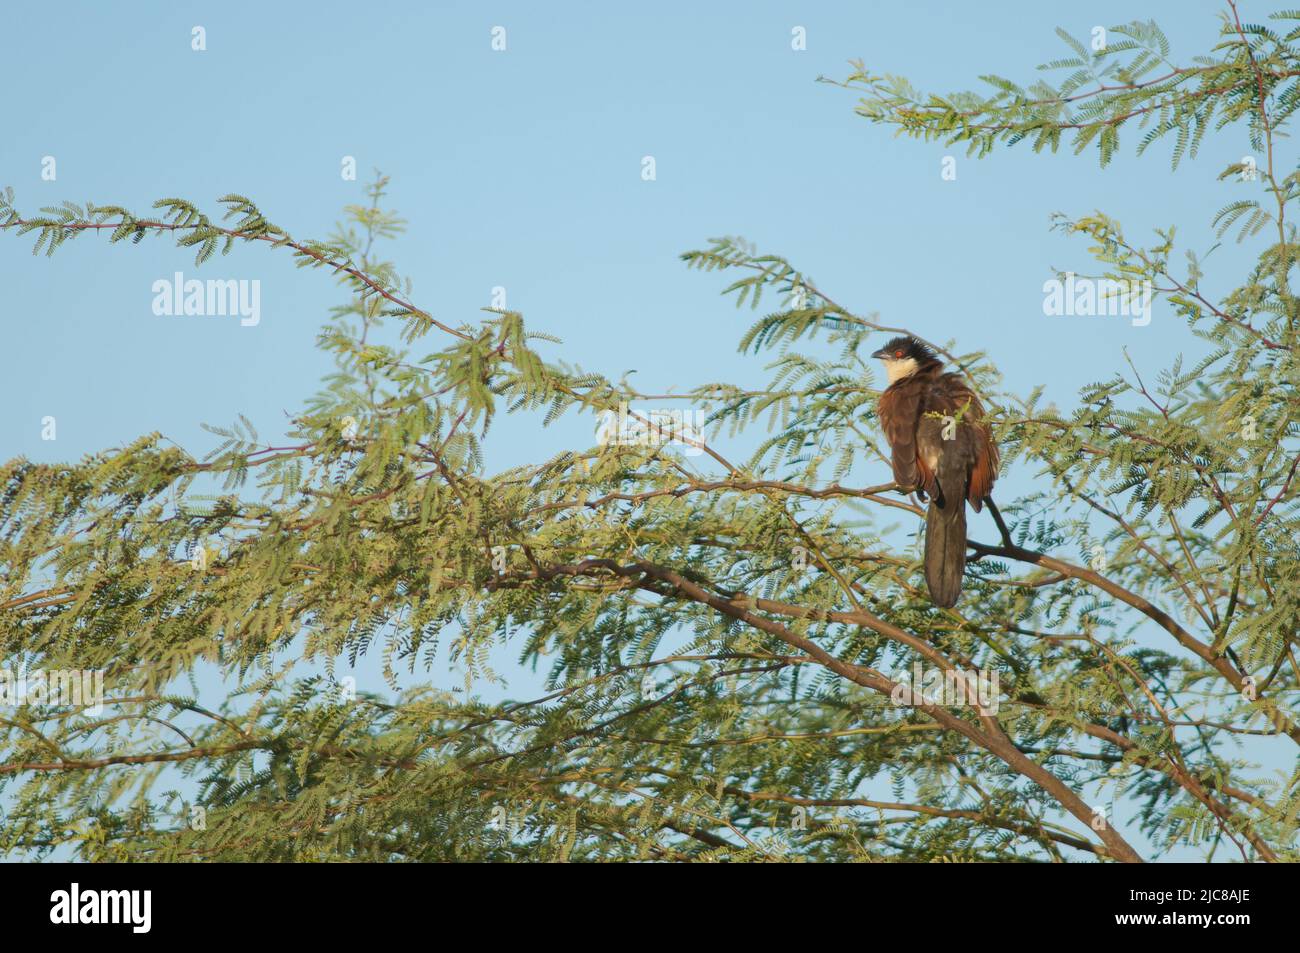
<box><xmin>871</xmin><ymin>336</ymin><xmax>999</xmax><ymax>608</ymax></box>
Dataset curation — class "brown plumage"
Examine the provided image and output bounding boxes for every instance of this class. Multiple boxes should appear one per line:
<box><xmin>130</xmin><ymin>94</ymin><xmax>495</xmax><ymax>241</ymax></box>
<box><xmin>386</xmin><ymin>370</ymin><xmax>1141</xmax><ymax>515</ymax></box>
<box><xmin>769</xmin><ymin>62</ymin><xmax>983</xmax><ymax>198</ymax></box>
<box><xmin>872</xmin><ymin>336</ymin><xmax>999</xmax><ymax>607</ymax></box>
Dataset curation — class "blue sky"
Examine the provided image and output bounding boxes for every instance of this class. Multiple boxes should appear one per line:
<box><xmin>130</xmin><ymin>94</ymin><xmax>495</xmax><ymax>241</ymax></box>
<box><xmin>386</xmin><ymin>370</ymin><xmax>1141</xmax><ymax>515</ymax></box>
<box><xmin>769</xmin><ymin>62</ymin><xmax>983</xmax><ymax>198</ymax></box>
<box><xmin>0</xmin><ymin>1</ymin><xmax>1282</xmax><ymax>860</ymax></box>
<box><xmin>2</xmin><ymin>0</ymin><xmax>1251</xmax><ymax>466</ymax></box>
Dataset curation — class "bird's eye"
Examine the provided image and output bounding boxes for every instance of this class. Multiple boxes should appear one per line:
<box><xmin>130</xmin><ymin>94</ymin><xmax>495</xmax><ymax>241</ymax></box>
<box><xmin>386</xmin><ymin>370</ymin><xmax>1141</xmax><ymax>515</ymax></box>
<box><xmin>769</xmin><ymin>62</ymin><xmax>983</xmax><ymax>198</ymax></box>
<box><xmin>894</xmin><ymin>349</ymin><xmax>904</xmax><ymax>358</ymax></box>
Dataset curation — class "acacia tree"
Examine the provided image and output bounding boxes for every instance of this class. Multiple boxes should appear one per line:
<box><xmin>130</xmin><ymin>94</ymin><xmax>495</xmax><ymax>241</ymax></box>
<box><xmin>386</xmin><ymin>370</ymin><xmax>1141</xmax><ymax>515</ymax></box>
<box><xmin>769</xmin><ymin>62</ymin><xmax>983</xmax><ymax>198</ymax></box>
<box><xmin>2</xmin><ymin>4</ymin><xmax>1298</xmax><ymax>863</ymax></box>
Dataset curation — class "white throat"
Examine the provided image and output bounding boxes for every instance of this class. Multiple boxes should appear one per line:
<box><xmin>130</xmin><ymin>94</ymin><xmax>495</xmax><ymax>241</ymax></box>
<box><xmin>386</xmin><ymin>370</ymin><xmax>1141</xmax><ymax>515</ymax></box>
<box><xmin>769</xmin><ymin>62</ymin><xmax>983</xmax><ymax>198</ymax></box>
<box><xmin>883</xmin><ymin>357</ymin><xmax>919</xmax><ymax>385</ymax></box>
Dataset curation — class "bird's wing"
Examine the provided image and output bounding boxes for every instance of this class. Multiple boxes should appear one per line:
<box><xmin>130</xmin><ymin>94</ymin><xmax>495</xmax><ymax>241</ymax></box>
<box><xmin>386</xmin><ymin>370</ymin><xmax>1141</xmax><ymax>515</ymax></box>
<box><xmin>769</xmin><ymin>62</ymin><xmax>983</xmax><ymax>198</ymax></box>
<box><xmin>878</xmin><ymin>379</ymin><xmax>924</xmax><ymax>490</ymax></box>
<box><xmin>927</xmin><ymin>374</ymin><xmax>998</xmax><ymax>509</ymax></box>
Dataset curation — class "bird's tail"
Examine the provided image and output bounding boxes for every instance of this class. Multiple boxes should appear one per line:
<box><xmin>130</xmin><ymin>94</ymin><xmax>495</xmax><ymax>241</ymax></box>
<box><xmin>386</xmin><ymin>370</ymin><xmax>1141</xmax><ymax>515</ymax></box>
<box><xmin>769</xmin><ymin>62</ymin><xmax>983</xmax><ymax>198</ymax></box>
<box><xmin>924</xmin><ymin>455</ymin><xmax>967</xmax><ymax>608</ymax></box>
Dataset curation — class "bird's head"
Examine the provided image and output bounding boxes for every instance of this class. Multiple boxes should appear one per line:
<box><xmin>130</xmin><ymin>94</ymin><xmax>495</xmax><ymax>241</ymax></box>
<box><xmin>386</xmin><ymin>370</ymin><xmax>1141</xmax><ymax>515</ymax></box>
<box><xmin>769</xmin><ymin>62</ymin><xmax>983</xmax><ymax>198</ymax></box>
<box><xmin>870</xmin><ymin>336</ymin><xmax>938</xmax><ymax>384</ymax></box>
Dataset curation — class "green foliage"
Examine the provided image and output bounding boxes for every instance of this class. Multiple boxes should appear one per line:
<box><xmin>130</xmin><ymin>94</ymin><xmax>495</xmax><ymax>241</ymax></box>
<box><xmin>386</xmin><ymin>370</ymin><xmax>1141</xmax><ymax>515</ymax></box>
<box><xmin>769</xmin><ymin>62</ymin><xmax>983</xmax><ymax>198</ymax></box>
<box><xmin>1</xmin><ymin>5</ymin><xmax>1298</xmax><ymax>862</ymax></box>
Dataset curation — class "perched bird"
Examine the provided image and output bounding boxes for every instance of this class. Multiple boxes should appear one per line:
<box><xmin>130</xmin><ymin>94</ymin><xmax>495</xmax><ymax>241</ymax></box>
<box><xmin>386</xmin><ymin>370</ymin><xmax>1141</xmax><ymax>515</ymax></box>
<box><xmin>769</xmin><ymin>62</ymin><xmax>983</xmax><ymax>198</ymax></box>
<box><xmin>871</xmin><ymin>336</ymin><xmax>999</xmax><ymax>607</ymax></box>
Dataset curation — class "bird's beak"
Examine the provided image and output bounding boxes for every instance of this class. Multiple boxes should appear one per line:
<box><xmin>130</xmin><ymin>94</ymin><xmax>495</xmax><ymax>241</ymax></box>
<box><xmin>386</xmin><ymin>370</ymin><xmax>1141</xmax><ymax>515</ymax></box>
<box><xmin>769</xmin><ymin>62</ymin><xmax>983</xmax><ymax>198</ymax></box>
<box><xmin>870</xmin><ymin>347</ymin><xmax>888</xmax><ymax>360</ymax></box>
